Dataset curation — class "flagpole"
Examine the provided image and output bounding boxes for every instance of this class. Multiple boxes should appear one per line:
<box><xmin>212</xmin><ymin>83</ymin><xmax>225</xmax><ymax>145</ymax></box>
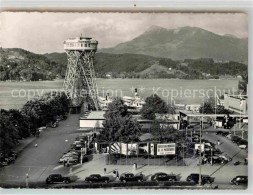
<box><xmin>215</xmin><ymin>87</ymin><xmax>217</xmax><ymax>129</ymax></box>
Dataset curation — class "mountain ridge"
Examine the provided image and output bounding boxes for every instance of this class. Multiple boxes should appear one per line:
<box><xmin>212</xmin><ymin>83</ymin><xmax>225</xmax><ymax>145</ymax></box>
<box><xmin>99</xmin><ymin>26</ymin><xmax>247</xmax><ymax>63</ymax></box>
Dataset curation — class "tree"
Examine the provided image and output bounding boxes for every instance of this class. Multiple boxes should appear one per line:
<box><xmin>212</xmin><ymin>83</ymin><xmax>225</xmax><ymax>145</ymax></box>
<box><xmin>98</xmin><ymin>98</ymin><xmax>141</xmax><ymax>142</ymax></box>
<box><xmin>238</xmin><ymin>72</ymin><xmax>248</xmax><ymax>95</ymax></box>
<box><xmin>140</xmin><ymin>94</ymin><xmax>175</xmax><ymax>120</ymax></box>
<box><xmin>0</xmin><ymin>110</ymin><xmax>19</xmax><ymax>157</ymax></box>
<box><xmin>151</xmin><ymin>117</ymin><xmax>184</xmax><ymax>143</ymax></box>
<box><xmin>199</xmin><ymin>97</ymin><xmax>233</xmax><ymax>114</ymax></box>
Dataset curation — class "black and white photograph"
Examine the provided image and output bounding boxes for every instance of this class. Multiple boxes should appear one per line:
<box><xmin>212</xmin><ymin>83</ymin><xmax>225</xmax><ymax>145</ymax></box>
<box><xmin>0</xmin><ymin>11</ymin><xmax>249</xmax><ymax>190</ymax></box>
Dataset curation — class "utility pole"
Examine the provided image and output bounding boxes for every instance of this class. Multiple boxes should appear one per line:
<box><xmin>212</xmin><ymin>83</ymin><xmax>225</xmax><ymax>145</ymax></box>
<box><xmin>25</xmin><ymin>173</ymin><xmax>29</xmax><ymax>188</ymax></box>
<box><xmin>199</xmin><ymin>116</ymin><xmax>202</xmax><ymax>186</ymax></box>
<box><xmin>80</xmin><ymin>147</ymin><xmax>83</xmax><ymax>165</ymax></box>
<box><xmin>199</xmin><ymin>98</ymin><xmax>204</xmax><ymax>186</ymax></box>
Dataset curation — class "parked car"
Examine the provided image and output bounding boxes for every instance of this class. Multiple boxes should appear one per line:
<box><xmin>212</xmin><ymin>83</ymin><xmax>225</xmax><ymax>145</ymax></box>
<box><xmin>45</xmin><ymin>174</ymin><xmax>71</xmax><ymax>184</ymax></box>
<box><xmin>218</xmin><ymin>154</ymin><xmax>232</xmax><ymax>162</ymax></box>
<box><xmin>231</xmin><ymin>136</ymin><xmax>242</xmax><ymax>143</ymax></box>
<box><xmin>237</xmin><ymin>140</ymin><xmax>248</xmax><ymax>145</ymax></box>
<box><xmin>64</xmin><ymin>150</ymin><xmax>80</xmax><ymax>156</ymax></box>
<box><xmin>207</xmin><ymin>156</ymin><xmax>224</xmax><ymax>164</ymax></box>
<box><xmin>62</xmin><ymin>153</ymin><xmax>79</xmax><ymax>158</ymax></box>
<box><xmin>186</xmin><ymin>173</ymin><xmax>214</xmax><ymax>184</ymax></box>
<box><xmin>231</xmin><ymin>176</ymin><xmax>248</xmax><ymax>185</ymax></box>
<box><xmin>58</xmin><ymin>156</ymin><xmax>79</xmax><ymax>164</ymax></box>
<box><xmin>216</xmin><ymin>131</ymin><xmax>223</xmax><ymax>135</ymax></box>
<box><xmin>222</xmin><ymin>132</ymin><xmax>230</xmax><ymax>137</ymax></box>
<box><xmin>120</xmin><ymin>173</ymin><xmax>144</xmax><ymax>183</ymax></box>
<box><xmin>239</xmin><ymin>143</ymin><xmax>248</xmax><ymax>149</ymax></box>
<box><xmin>226</xmin><ymin>134</ymin><xmax>233</xmax><ymax>139</ymax></box>
<box><xmin>151</xmin><ymin>172</ymin><xmax>177</xmax><ymax>182</ymax></box>
<box><xmin>0</xmin><ymin>160</ymin><xmax>8</xmax><ymax>167</ymax></box>
<box><xmin>85</xmin><ymin>174</ymin><xmax>109</xmax><ymax>183</ymax></box>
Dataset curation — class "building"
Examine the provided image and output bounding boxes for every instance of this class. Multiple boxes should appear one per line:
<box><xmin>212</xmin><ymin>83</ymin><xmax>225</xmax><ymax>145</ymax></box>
<box><xmin>79</xmin><ymin>111</ymin><xmax>105</xmax><ymax>130</ymax></box>
<box><xmin>223</xmin><ymin>94</ymin><xmax>248</xmax><ymax>114</ymax></box>
<box><xmin>185</xmin><ymin>104</ymin><xmax>201</xmax><ymax>112</ymax></box>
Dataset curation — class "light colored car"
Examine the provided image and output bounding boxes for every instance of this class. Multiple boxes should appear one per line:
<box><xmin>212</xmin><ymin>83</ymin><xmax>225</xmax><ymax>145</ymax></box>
<box><xmin>59</xmin><ymin>155</ymin><xmax>79</xmax><ymax>163</ymax></box>
<box><xmin>218</xmin><ymin>154</ymin><xmax>232</xmax><ymax>161</ymax></box>
<box><xmin>62</xmin><ymin>153</ymin><xmax>79</xmax><ymax>158</ymax></box>
<box><xmin>239</xmin><ymin>144</ymin><xmax>247</xmax><ymax>149</ymax></box>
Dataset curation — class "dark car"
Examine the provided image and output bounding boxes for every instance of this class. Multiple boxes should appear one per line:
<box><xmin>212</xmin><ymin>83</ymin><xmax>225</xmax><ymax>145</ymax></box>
<box><xmin>151</xmin><ymin>172</ymin><xmax>177</xmax><ymax>182</ymax></box>
<box><xmin>186</xmin><ymin>173</ymin><xmax>214</xmax><ymax>184</ymax></box>
<box><xmin>231</xmin><ymin>176</ymin><xmax>248</xmax><ymax>185</ymax></box>
<box><xmin>207</xmin><ymin>156</ymin><xmax>224</xmax><ymax>164</ymax></box>
<box><xmin>216</xmin><ymin>131</ymin><xmax>223</xmax><ymax>135</ymax></box>
<box><xmin>222</xmin><ymin>132</ymin><xmax>230</xmax><ymax>137</ymax></box>
<box><xmin>120</xmin><ymin>173</ymin><xmax>144</xmax><ymax>183</ymax></box>
<box><xmin>237</xmin><ymin>140</ymin><xmax>248</xmax><ymax>145</ymax></box>
<box><xmin>85</xmin><ymin>174</ymin><xmax>109</xmax><ymax>183</ymax></box>
<box><xmin>45</xmin><ymin>174</ymin><xmax>71</xmax><ymax>184</ymax></box>
<box><xmin>231</xmin><ymin>136</ymin><xmax>242</xmax><ymax>143</ymax></box>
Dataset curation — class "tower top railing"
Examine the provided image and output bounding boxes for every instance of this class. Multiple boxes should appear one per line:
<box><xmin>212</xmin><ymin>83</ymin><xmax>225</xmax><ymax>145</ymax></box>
<box><xmin>64</xmin><ymin>37</ymin><xmax>98</xmax><ymax>51</ymax></box>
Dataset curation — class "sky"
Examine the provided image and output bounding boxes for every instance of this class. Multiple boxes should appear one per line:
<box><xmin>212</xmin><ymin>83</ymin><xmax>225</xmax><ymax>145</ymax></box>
<box><xmin>0</xmin><ymin>12</ymin><xmax>248</xmax><ymax>54</ymax></box>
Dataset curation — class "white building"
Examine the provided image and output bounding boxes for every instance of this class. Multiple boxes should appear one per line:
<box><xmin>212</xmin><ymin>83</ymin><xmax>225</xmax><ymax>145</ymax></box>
<box><xmin>79</xmin><ymin>111</ymin><xmax>105</xmax><ymax>130</ymax></box>
<box><xmin>223</xmin><ymin>94</ymin><xmax>248</xmax><ymax>114</ymax></box>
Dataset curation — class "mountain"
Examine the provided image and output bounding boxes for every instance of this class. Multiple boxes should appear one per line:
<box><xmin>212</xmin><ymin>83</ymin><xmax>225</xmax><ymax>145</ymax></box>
<box><xmin>44</xmin><ymin>52</ymin><xmax>247</xmax><ymax>79</ymax></box>
<box><xmin>0</xmin><ymin>47</ymin><xmax>246</xmax><ymax>81</ymax></box>
<box><xmin>44</xmin><ymin>52</ymin><xmax>158</xmax><ymax>74</ymax></box>
<box><xmin>0</xmin><ymin>48</ymin><xmax>65</xmax><ymax>81</ymax></box>
<box><xmin>99</xmin><ymin>26</ymin><xmax>248</xmax><ymax>63</ymax></box>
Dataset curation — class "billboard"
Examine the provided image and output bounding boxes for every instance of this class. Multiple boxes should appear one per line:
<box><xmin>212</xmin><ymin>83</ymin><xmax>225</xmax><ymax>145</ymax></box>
<box><xmin>120</xmin><ymin>143</ymin><xmax>137</xmax><ymax>155</ymax></box>
<box><xmin>157</xmin><ymin>143</ymin><xmax>176</xmax><ymax>155</ymax></box>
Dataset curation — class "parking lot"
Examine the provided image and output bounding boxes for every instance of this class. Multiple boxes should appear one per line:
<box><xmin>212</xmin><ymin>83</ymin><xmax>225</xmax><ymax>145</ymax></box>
<box><xmin>0</xmin><ymin>114</ymin><xmax>248</xmax><ymax>189</ymax></box>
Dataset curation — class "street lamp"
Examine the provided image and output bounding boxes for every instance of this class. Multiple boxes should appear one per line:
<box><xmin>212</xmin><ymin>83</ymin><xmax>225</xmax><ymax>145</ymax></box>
<box><xmin>25</xmin><ymin>173</ymin><xmax>29</xmax><ymax>188</ymax></box>
<box><xmin>80</xmin><ymin>148</ymin><xmax>84</xmax><ymax>165</ymax></box>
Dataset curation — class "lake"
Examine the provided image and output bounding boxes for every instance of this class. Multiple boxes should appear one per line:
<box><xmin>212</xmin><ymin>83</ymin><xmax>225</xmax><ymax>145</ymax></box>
<box><xmin>0</xmin><ymin>79</ymin><xmax>239</xmax><ymax>110</ymax></box>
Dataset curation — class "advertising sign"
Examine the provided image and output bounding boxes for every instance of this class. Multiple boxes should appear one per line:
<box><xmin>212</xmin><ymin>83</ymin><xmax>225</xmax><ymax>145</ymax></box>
<box><xmin>128</xmin><ymin>143</ymin><xmax>137</xmax><ymax>155</ymax></box>
<box><xmin>157</xmin><ymin>143</ymin><xmax>176</xmax><ymax>155</ymax></box>
<box><xmin>120</xmin><ymin>143</ymin><xmax>137</xmax><ymax>155</ymax></box>
<box><xmin>121</xmin><ymin>143</ymin><xmax>127</xmax><ymax>155</ymax></box>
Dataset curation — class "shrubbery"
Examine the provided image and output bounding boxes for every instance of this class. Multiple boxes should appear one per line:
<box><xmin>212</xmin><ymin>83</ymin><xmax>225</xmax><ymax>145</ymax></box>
<box><xmin>0</xmin><ymin>92</ymin><xmax>70</xmax><ymax>157</ymax></box>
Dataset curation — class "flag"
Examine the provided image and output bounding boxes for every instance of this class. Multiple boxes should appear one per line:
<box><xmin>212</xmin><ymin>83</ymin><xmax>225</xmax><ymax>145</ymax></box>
<box><xmin>216</xmin><ymin>95</ymin><xmax>221</xmax><ymax>106</ymax></box>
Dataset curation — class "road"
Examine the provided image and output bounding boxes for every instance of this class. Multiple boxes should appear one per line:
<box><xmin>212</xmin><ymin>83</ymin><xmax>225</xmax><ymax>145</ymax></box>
<box><xmin>202</xmin><ymin>130</ymin><xmax>248</xmax><ymax>163</ymax></box>
<box><xmin>0</xmin><ymin>114</ymin><xmax>81</xmax><ymax>185</ymax></box>
<box><xmin>0</xmin><ymin>115</ymin><xmax>248</xmax><ymax>189</ymax></box>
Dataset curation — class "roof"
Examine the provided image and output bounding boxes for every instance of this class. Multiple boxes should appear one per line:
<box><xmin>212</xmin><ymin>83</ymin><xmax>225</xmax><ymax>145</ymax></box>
<box><xmin>80</xmin><ymin>111</ymin><xmax>105</xmax><ymax>120</ymax></box>
<box><xmin>139</xmin><ymin>133</ymin><xmax>154</xmax><ymax>141</ymax></box>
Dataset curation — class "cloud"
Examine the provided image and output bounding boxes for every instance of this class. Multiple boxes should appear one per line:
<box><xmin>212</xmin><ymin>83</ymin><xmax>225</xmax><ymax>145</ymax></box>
<box><xmin>0</xmin><ymin>12</ymin><xmax>248</xmax><ymax>54</ymax></box>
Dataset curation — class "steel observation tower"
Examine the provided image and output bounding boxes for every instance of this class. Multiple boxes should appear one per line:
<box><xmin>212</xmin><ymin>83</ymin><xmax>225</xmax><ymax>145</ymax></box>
<box><xmin>63</xmin><ymin>37</ymin><xmax>100</xmax><ymax>110</ymax></box>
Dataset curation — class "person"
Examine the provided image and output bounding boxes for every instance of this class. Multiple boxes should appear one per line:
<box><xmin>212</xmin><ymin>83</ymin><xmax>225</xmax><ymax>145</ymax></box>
<box><xmin>34</xmin><ymin>143</ymin><xmax>38</xmax><ymax>147</ymax></box>
<box><xmin>113</xmin><ymin>170</ymin><xmax>116</xmax><ymax>177</ymax></box>
<box><xmin>217</xmin><ymin>140</ymin><xmax>220</xmax><ymax>145</ymax></box>
<box><xmin>116</xmin><ymin>171</ymin><xmax>119</xmax><ymax>179</ymax></box>
<box><xmin>63</xmin><ymin>159</ymin><xmax>66</xmax><ymax>167</ymax></box>
<box><xmin>104</xmin><ymin>168</ymin><xmax>106</xmax><ymax>175</ymax></box>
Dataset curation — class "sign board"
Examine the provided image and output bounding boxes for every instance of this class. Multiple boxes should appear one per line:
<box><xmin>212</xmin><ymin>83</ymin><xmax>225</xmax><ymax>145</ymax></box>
<box><xmin>120</xmin><ymin>143</ymin><xmax>137</xmax><ymax>155</ymax></box>
<box><xmin>150</xmin><ymin>143</ymin><xmax>155</xmax><ymax>155</ymax></box>
<box><xmin>157</xmin><ymin>143</ymin><xmax>176</xmax><ymax>155</ymax></box>
<box><xmin>121</xmin><ymin>143</ymin><xmax>127</xmax><ymax>155</ymax></box>
<box><xmin>215</xmin><ymin>121</ymin><xmax>223</xmax><ymax>127</ymax></box>
<box><xmin>194</xmin><ymin>143</ymin><xmax>205</xmax><ymax>151</ymax></box>
<box><xmin>128</xmin><ymin>143</ymin><xmax>137</xmax><ymax>155</ymax></box>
